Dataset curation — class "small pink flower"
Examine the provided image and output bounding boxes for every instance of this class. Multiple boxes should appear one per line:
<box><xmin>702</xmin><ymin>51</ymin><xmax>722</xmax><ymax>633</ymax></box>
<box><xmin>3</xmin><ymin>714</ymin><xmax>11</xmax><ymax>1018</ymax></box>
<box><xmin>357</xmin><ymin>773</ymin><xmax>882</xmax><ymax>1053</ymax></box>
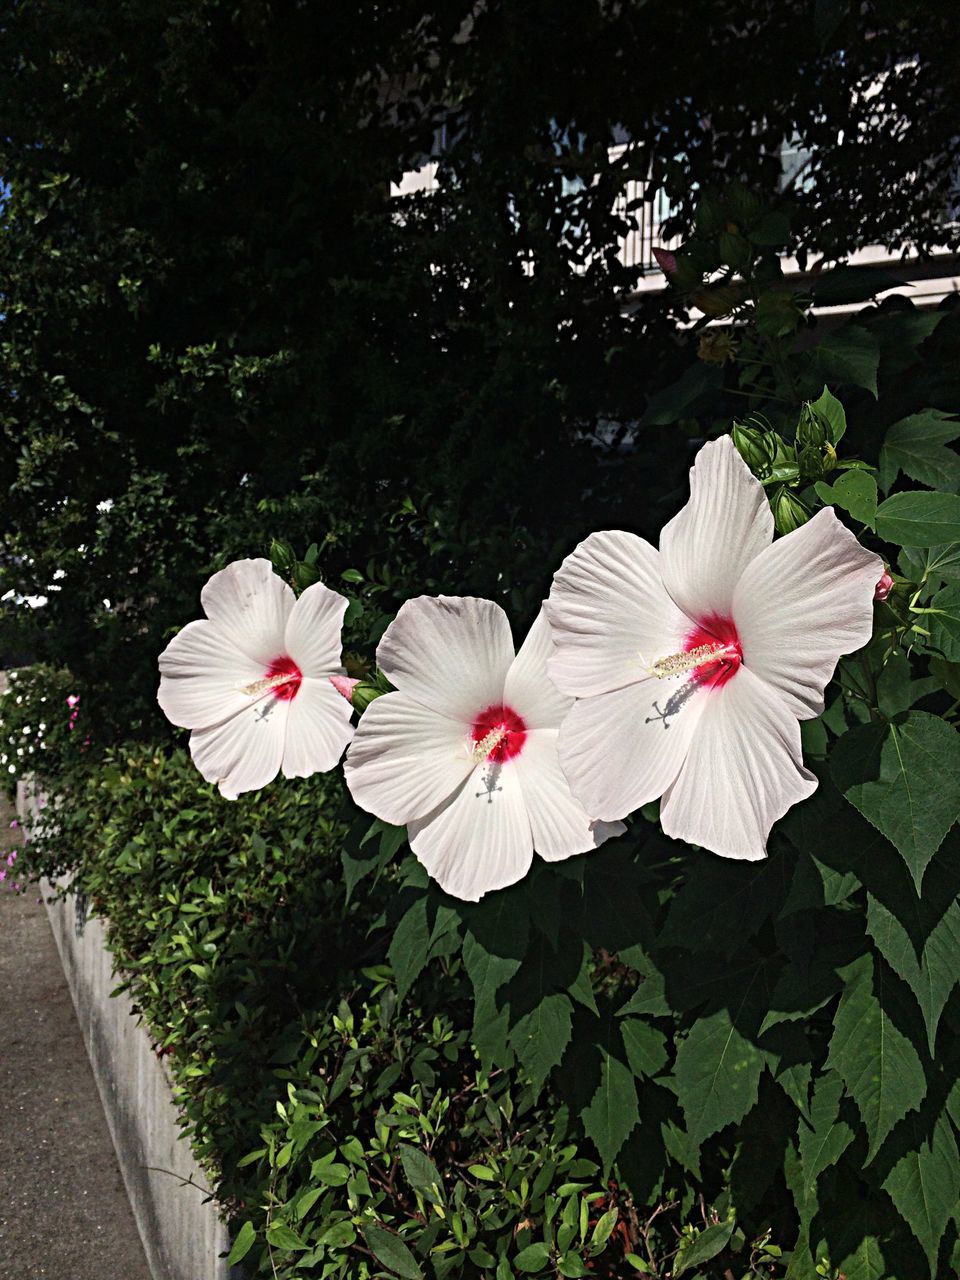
<box><xmin>6</xmin><ymin>852</ymin><xmax>17</xmax><ymax>866</ymax></box>
<box><xmin>9</xmin><ymin>820</ymin><xmax>18</xmax><ymax>830</ymax></box>
<box><xmin>0</xmin><ymin>870</ymin><xmax>6</xmax><ymax>882</ymax></box>
<box><xmin>653</xmin><ymin>246</ymin><xmax>678</xmax><ymax>277</ymax></box>
<box><xmin>66</xmin><ymin>694</ymin><xmax>80</xmax><ymax>708</ymax></box>
<box><xmin>329</xmin><ymin>675</ymin><xmax>360</xmax><ymax>703</ymax></box>
<box><xmin>874</xmin><ymin>571</ymin><xmax>894</xmax><ymax>602</ymax></box>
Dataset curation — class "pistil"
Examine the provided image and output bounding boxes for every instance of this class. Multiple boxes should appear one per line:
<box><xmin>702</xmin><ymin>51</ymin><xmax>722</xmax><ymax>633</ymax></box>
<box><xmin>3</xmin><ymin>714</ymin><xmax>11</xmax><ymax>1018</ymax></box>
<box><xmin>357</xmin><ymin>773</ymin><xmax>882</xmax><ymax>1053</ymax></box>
<box><xmin>650</xmin><ymin>642</ymin><xmax>730</xmax><ymax>680</ymax></box>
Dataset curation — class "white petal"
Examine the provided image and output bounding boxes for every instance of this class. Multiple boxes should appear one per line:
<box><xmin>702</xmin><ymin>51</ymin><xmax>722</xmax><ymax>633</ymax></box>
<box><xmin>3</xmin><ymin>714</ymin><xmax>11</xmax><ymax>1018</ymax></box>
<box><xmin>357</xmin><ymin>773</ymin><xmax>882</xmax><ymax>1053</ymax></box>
<box><xmin>512</xmin><ymin>728</ymin><xmax>626</xmax><ymax>861</ymax></box>
<box><xmin>343</xmin><ymin>692</ymin><xmax>474</xmax><ymax>825</ymax></box>
<box><xmin>733</xmin><ymin>508</ymin><xmax>883</xmax><ymax>719</ymax></box>
<box><xmin>158</xmin><ymin>619</ymin><xmax>264</xmax><ymax>729</ymax></box>
<box><xmin>557</xmin><ymin>676</ymin><xmax>706</xmax><ymax>821</ymax></box>
<box><xmin>407</xmin><ymin>762</ymin><xmax>533</xmax><ymax>901</ymax></box>
<box><xmin>285</xmin><ymin>582</ymin><xmax>350</xmax><ymax>678</ymax></box>
<box><xmin>659</xmin><ymin>437</ymin><xmax>773</xmax><ymax>620</ymax></box>
<box><xmin>546</xmin><ymin>530</ymin><xmax>689</xmax><ymax>697</ymax></box>
<box><xmin>189</xmin><ymin>698</ymin><xmax>289</xmax><ymax>800</ymax></box>
<box><xmin>660</xmin><ymin>666</ymin><xmax>817</xmax><ymax>860</ymax></box>
<box><xmin>377</xmin><ymin>595</ymin><xmax>515</xmax><ymax>721</ymax></box>
<box><xmin>502</xmin><ymin>607</ymin><xmax>571</xmax><ymax>729</ymax></box>
<box><xmin>281</xmin><ymin>678</ymin><xmax>354</xmax><ymax>779</ymax></box>
<box><xmin>200</xmin><ymin>558</ymin><xmax>294</xmax><ymax>666</ymax></box>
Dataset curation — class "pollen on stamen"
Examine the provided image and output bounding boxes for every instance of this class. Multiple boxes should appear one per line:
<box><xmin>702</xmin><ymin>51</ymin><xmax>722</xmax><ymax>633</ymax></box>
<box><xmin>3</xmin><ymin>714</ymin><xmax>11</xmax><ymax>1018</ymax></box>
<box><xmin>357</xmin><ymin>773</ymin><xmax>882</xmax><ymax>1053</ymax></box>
<box><xmin>651</xmin><ymin>642</ymin><xmax>727</xmax><ymax>680</ymax></box>
<box><xmin>472</xmin><ymin>727</ymin><xmax>507</xmax><ymax>762</ymax></box>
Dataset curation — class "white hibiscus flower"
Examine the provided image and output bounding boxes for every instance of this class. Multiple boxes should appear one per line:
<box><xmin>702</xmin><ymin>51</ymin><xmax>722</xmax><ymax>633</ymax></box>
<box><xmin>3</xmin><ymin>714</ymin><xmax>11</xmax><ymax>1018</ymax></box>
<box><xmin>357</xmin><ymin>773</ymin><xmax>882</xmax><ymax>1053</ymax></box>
<box><xmin>343</xmin><ymin>597</ymin><xmax>625</xmax><ymax>901</ymax></box>
<box><xmin>546</xmin><ymin>436</ymin><xmax>882</xmax><ymax>860</ymax></box>
<box><xmin>158</xmin><ymin>558</ymin><xmax>354</xmax><ymax>799</ymax></box>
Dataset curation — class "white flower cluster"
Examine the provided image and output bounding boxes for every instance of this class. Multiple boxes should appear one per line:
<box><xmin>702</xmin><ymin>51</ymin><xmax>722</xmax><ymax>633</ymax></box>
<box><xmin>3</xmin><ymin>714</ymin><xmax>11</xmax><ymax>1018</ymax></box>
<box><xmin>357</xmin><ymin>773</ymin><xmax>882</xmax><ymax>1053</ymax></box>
<box><xmin>0</xmin><ymin>672</ymin><xmax>52</xmax><ymax>781</ymax></box>
<box><xmin>158</xmin><ymin>438</ymin><xmax>883</xmax><ymax>901</ymax></box>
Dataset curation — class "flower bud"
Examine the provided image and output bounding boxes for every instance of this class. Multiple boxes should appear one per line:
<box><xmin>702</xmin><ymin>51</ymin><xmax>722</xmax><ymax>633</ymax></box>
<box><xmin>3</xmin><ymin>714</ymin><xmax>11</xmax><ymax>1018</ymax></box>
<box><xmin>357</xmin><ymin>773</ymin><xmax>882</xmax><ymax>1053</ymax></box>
<box><xmin>270</xmin><ymin>539</ymin><xmax>297</xmax><ymax>573</ymax></box>
<box><xmin>350</xmin><ymin>681</ymin><xmax>387</xmax><ymax>714</ymax></box>
<box><xmin>772</xmin><ymin>486</ymin><xmax>812</xmax><ymax>535</ymax></box>
<box><xmin>329</xmin><ymin>675</ymin><xmax>360</xmax><ymax>703</ymax></box>
<box><xmin>874</xmin><ymin>570</ymin><xmax>894</xmax><ymax>602</ymax></box>
<box><xmin>697</xmin><ymin>330</ymin><xmax>737</xmax><ymax>365</ymax></box>
<box><xmin>653</xmin><ymin>247</ymin><xmax>678</xmax><ymax>277</ymax></box>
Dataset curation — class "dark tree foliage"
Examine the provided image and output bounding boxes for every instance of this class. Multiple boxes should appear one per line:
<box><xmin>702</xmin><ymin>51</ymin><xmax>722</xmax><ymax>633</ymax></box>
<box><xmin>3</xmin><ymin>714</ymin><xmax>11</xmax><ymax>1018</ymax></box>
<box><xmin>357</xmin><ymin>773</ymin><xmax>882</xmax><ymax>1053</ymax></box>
<box><xmin>1</xmin><ymin>0</ymin><xmax>958</xmax><ymax>726</ymax></box>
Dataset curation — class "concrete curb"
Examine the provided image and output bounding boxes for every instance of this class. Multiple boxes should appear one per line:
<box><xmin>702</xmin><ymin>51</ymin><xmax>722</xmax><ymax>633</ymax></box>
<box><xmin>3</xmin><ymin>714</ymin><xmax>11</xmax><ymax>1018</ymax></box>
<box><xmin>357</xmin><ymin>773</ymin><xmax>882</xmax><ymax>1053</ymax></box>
<box><xmin>18</xmin><ymin>782</ymin><xmax>235</xmax><ymax>1280</ymax></box>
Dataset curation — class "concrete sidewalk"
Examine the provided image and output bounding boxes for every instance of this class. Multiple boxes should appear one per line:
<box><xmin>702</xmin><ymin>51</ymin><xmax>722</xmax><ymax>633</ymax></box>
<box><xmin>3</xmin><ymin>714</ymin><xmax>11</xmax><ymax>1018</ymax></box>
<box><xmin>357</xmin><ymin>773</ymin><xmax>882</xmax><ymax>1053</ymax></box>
<box><xmin>0</xmin><ymin>878</ymin><xmax>151</xmax><ymax>1280</ymax></box>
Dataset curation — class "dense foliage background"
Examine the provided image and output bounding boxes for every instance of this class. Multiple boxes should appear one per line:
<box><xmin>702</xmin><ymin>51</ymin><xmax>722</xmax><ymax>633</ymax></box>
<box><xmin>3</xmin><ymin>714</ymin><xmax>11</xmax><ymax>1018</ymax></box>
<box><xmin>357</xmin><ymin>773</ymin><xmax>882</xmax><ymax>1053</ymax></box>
<box><xmin>4</xmin><ymin>2</ymin><xmax>960</xmax><ymax>1278</ymax></box>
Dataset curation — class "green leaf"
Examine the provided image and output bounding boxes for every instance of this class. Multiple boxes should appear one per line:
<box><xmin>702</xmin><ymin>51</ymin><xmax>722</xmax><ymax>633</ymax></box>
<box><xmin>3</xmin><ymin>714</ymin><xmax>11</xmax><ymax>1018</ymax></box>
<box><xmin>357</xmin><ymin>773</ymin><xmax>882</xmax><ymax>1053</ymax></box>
<box><xmin>461</xmin><ymin>892</ymin><xmax>529</xmax><ymax>1069</ymax></box>
<box><xmin>672</xmin><ymin>1220</ymin><xmax>735</xmax><ymax>1277</ymax></box>
<box><xmin>880</xmin><ymin>1105</ymin><xmax>959</xmax><ymax>1274</ymax></box>
<box><xmin>926</xmin><ymin>584</ymin><xmax>960</xmax><ymax>661</ymax></box>
<box><xmin>810</xmin><ymin>264</ymin><xmax>905</xmax><ymax>307</ymax></box>
<box><xmin>341</xmin><ymin>568</ymin><xmax>365</xmax><ymax>583</ymax></box>
<box><xmin>814</xmin><ymin>469</ymin><xmax>877</xmax><ymax>528</ymax></box>
<box><xmin>581</xmin><ymin>1040</ymin><xmax>639</xmax><ymax>1173</ymax></box>
<box><xmin>809</xmin><ymin>385</ymin><xmax>846</xmax><ymax>444</ymax></box>
<box><xmin>640</xmin><ymin>362</ymin><xmax>723</xmax><ymax>426</ymax></box>
<box><xmin>398</xmin><ymin>1143</ymin><xmax>444</xmax><ymax>1204</ymax></box>
<box><xmin>620</xmin><ymin>1018</ymin><xmax>669</xmax><ymax>1079</ymax></box>
<box><xmin>388</xmin><ymin>896</ymin><xmax>432</xmax><ymax>1001</ymax></box>
<box><xmin>319</xmin><ymin>1220</ymin><xmax>357</xmax><ymax>1247</ymax></box>
<box><xmin>864</xmin><ymin>848</ymin><xmax>960</xmax><ymax>1054</ymax></box>
<box><xmin>660</xmin><ymin>856</ymin><xmax>782</xmax><ymax>956</ymax></box>
<box><xmin>812</xmin><ymin>325</ymin><xmax>880</xmax><ymax>397</ymax></box>
<box><xmin>514</xmin><ymin>1242</ymin><xmax>551</xmax><ymax>1273</ymax></box>
<box><xmin>875</xmin><ymin>492</ymin><xmax>960</xmax><ymax>548</ymax></box>
<box><xmin>362</xmin><ymin>1224</ymin><xmax>424</xmax><ymax>1279</ymax></box>
<box><xmin>509</xmin><ymin>993</ymin><xmax>573</xmax><ymax>1093</ymax></box>
<box><xmin>796</xmin><ymin>1071</ymin><xmax>854</xmax><ymax>1201</ymax></box>
<box><xmin>266</xmin><ymin>1222</ymin><xmax>308</xmax><ymax>1251</ymax></box>
<box><xmin>831</xmin><ymin>713</ymin><xmax>960</xmax><ymax>890</ymax></box>
<box><xmin>879</xmin><ymin>410</ymin><xmax>960</xmax><ymax>494</ymax></box>
<box><xmin>875</xmin><ymin>652</ymin><xmax>939</xmax><ymax>720</ymax></box>
<box><xmin>673</xmin><ymin>1006</ymin><xmax>766</xmax><ymax>1145</ymax></box>
<box><xmin>227</xmin><ymin>1221</ymin><xmax>257</xmax><ymax>1266</ymax></box>
<box><xmin>825</xmin><ymin>954</ymin><xmax>925</xmax><ymax>1160</ymax></box>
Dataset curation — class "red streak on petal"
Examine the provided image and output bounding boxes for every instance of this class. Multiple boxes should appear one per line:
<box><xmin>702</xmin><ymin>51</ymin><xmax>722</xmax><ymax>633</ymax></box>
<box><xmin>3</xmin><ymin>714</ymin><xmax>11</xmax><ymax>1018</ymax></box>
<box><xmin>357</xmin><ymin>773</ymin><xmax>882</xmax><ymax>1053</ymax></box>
<box><xmin>684</xmin><ymin>614</ymin><xmax>742</xmax><ymax>690</ymax></box>
<box><xmin>266</xmin><ymin>656</ymin><xmax>302</xmax><ymax>701</ymax></box>
<box><xmin>471</xmin><ymin>703</ymin><xmax>527</xmax><ymax>762</ymax></box>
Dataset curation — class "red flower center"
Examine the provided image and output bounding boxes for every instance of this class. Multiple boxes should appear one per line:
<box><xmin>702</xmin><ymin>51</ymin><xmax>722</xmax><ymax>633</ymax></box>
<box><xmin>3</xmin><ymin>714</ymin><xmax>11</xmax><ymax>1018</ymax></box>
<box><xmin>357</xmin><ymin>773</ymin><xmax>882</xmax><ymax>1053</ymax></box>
<box><xmin>683</xmin><ymin>614</ymin><xmax>742</xmax><ymax>690</ymax></box>
<box><xmin>471</xmin><ymin>703</ymin><xmax>527</xmax><ymax>762</ymax></box>
<box><xmin>266</xmin><ymin>656</ymin><xmax>302</xmax><ymax>701</ymax></box>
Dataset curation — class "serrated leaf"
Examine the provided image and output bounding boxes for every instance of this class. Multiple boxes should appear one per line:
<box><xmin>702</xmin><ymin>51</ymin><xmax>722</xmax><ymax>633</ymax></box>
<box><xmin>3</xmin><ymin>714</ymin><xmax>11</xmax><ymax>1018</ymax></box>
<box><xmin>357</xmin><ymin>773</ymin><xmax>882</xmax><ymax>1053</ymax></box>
<box><xmin>880</xmin><ymin>1106</ymin><xmax>959</xmax><ymax>1275</ymax></box>
<box><xmin>875</xmin><ymin>491</ymin><xmax>960</xmax><ymax>548</ymax></box>
<box><xmin>620</xmin><ymin>1017</ymin><xmax>669</xmax><ymax>1079</ymax></box>
<box><xmin>825</xmin><ymin>954</ymin><xmax>925</xmax><ymax>1160</ymax></box>
<box><xmin>227</xmin><ymin>1221</ymin><xmax>256</xmax><ymax>1265</ymax></box>
<box><xmin>581</xmin><ymin>1040</ymin><xmax>639</xmax><ymax>1173</ymax></box>
<box><xmin>926</xmin><ymin>584</ymin><xmax>960</xmax><ymax>661</ymax></box>
<box><xmin>796</xmin><ymin>1072</ymin><xmax>854</xmax><ymax>1200</ymax></box>
<box><xmin>660</xmin><ymin>856</ymin><xmax>782</xmax><ymax>956</ymax></box>
<box><xmin>865</xmin><ymin>874</ymin><xmax>960</xmax><ymax>1055</ymax></box>
<box><xmin>879</xmin><ymin>410</ymin><xmax>960</xmax><ymax>494</ymax></box>
<box><xmin>509</xmin><ymin>993</ymin><xmax>573</xmax><ymax>1093</ymax></box>
<box><xmin>812</xmin><ymin>325</ymin><xmax>880</xmax><ymax>397</ymax></box>
<box><xmin>673</xmin><ymin>1006</ymin><xmax>765</xmax><ymax>1145</ymax></box>
<box><xmin>388</xmin><ymin>896</ymin><xmax>431</xmax><ymax>1001</ymax></box>
<box><xmin>362</xmin><ymin>1223</ymin><xmax>423</xmax><ymax>1279</ymax></box>
<box><xmin>815</xmin><ymin>469</ymin><xmax>877</xmax><ymax>528</ymax></box>
<box><xmin>461</xmin><ymin>892</ymin><xmax>529</xmax><ymax>1069</ymax></box>
<box><xmin>831</xmin><ymin>713</ymin><xmax>960</xmax><ymax>890</ymax></box>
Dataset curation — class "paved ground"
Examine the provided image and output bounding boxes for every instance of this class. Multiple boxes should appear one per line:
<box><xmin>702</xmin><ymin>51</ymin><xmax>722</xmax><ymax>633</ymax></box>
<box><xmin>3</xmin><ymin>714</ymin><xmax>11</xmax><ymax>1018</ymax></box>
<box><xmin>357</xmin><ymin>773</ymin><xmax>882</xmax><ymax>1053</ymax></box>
<box><xmin>0</xmin><ymin>852</ymin><xmax>152</xmax><ymax>1278</ymax></box>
